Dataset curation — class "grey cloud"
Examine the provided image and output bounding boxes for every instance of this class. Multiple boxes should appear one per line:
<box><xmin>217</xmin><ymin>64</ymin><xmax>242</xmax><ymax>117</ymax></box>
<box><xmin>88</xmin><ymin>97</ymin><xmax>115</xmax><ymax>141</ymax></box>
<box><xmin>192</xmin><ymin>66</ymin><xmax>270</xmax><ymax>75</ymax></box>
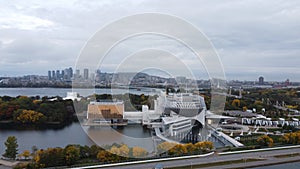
<box><xmin>0</xmin><ymin>0</ymin><xmax>299</xmax><ymax>81</ymax></box>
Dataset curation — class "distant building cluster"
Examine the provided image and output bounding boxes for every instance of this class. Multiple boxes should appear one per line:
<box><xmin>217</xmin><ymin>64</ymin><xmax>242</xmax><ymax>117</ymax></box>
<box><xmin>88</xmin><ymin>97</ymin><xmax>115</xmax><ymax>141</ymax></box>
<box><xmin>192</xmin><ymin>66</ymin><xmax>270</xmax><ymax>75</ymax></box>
<box><xmin>48</xmin><ymin>67</ymin><xmax>73</xmax><ymax>81</ymax></box>
<box><xmin>73</xmin><ymin>70</ymin><xmax>207</xmax><ymax>88</ymax></box>
<box><xmin>1</xmin><ymin>69</ymin><xmax>300</xmax><ymax>89</ymax></box>
<box><xmin>227</xmin><ymin>76</ymin><xmax>300</xmax><ymax>90</ymax></box>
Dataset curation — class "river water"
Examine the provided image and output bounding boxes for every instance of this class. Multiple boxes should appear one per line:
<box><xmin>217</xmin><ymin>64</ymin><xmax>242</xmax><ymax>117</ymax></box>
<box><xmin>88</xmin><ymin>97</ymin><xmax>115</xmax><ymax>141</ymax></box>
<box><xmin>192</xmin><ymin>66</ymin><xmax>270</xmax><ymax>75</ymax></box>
<box><xmin>0</xmin><ymin>123</ymin><xmax>154</xmax><ymax>155</ymax></box>
<box><xmin>0</xmin><ymin>87</ymin><xmax>158</xmax><ymax>97</ymax></box>
<box><xmin>0</xmin><ymin>88</ymin><xmax>156</xmax><ymax>154</ymax></box>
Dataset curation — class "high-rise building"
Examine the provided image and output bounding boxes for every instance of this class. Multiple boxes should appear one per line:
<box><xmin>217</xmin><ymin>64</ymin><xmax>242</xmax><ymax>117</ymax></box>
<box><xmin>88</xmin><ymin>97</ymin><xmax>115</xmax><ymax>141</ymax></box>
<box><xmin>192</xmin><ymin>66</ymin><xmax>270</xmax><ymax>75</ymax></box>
<box><xmin>48</xmin><ymin>71</ymin><xmax>51</xmax><ymax>80</ymax></box>
<box><xmin>84</xmin><ymin>68</ymin><xmax>89</xmax><ymax>80</ymax></box>
<box><xmin>56</xmin><ymin>70</ymin><xmax>60</xmax><ymax>79</ymax></box>
<box><xmin>75</xmin><ymin>69</ymin><xmax>80</xmax><ymax>78</ymax></box>
<box><xmin>258</xmin><ymin>76</ymin><xmax>264</xmax><ymax>85</ymax></box>
<box><xmin>61</xmin><ymin>70</ymin><xmax>65</xmax><ymax>79</ymax></box>
<box><xmin>69</xmin><ymin>67</ymin><xmax>73</xmax><ymax>78</ymax></box>
<box><xmin>48</xmin><ymin>67</ymin><xmax>74</xmax><ymax>81</ymax></box>
<box><xmin>63</xmin><ymin>67</ymin><xmax>72</xmax><ymax>80</ymax></box>
<box><xmin>52</xmin><ymin>71</ymin><xmax>55</xmax><ymax>80</ymax></box>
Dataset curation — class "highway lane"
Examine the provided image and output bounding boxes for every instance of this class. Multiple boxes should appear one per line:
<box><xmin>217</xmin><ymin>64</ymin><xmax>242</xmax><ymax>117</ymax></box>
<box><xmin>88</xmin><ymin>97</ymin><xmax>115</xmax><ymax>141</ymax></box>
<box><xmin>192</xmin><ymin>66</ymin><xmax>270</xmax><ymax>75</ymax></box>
<box><xmin>100</xmin><ymin>147</ymin><xmax>300</xmax><ymax>169</ymax></box>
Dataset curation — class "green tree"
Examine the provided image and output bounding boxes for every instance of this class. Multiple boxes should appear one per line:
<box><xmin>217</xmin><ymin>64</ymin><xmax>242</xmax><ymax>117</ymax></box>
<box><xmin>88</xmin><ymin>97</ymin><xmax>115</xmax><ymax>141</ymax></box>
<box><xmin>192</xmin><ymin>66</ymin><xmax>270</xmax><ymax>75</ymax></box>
<box><xmin>34</xmin><ymin>147</ymin><xmax>64</xmax><ymax>167</ymax></box>
<box><xmin>64</xmin><ymin>145</ymin><xmax>80</xmax><ymax>166</ymax></box>
<box><xmin>3</xmin><ymin>136</ymin><xmax>18</xmax><ymax>159</ymax></box>
<box><xmin>97</xmin><ymin>150</ymin><xmax>117</xmax><ymax>163</ymax></box>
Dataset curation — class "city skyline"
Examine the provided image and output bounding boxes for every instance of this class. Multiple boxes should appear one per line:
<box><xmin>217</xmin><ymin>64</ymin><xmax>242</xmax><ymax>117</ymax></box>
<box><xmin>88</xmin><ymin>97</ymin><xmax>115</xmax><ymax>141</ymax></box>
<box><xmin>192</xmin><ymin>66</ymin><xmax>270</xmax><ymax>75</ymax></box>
<box><xmin>1</xmin><ymin>67</ymin><xmax>297</xmax><ymax>84</ymax></box>
<box><xmin>0</xmin><ymin>0</ymin><xmax>300</xmax><ymax>81</ymax></box>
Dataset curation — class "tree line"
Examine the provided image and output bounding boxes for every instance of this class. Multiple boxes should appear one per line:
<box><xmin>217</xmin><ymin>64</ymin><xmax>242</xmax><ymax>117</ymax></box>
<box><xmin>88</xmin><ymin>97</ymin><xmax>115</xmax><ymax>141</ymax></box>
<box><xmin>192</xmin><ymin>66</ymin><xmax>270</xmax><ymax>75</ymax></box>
<box><xmin>0</xmin><ymin>96</ymin><xmax>76</xmax><ymax>128</ymax></box>
<box><xmin>1</xmin><ymin>136</ymin><xmax>213</xmax><ymax>169</ymax></box>
<box><xmin>240</xmin><ymin>130</ymin><xmax>300</xmax><ymax>148</ymax></box>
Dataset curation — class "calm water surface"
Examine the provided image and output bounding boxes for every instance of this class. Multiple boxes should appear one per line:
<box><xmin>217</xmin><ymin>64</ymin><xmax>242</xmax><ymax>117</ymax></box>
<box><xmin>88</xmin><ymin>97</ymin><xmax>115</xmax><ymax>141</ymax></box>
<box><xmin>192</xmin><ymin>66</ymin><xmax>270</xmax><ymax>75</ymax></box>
<box><xmin>0</xmin><ymin>123</ymin><xmax>153</xmax><ymax>154</ymax></box>
<box><xmin>0</xmin><ymin>87</ymin><xmax>158</xmax><ymax>97</ymax></box>
<box><xmin>0</xmin><ymin>88</ymin><xmax>156</xmax><ymax>154</ymax></box>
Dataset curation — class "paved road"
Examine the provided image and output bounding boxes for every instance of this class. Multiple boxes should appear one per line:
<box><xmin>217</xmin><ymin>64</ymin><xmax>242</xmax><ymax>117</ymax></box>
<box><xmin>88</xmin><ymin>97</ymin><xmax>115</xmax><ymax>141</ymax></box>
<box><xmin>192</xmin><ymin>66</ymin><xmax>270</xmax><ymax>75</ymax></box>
<box><xmin>99</xmin><ymin>147</ymin><xmax>300</xmax><ymax>169</ymax></box>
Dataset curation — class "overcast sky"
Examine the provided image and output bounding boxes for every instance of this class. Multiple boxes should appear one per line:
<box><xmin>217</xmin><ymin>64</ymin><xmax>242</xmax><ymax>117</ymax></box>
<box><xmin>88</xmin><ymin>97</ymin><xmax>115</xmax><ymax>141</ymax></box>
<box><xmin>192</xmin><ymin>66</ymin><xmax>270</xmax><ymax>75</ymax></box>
<box><xmin>0</xmin><ymin>0</ymin><xmax>300</xmax><ymax>81</ymax></box>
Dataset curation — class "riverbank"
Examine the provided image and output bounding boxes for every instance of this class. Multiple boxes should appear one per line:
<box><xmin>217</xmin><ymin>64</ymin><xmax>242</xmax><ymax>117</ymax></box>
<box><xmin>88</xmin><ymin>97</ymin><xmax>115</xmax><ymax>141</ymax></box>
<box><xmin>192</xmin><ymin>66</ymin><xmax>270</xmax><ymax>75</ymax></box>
<box><xmin>0</xmin><ymin>120</ymin><xmax>75</xmax><ymax>130</ymax></box>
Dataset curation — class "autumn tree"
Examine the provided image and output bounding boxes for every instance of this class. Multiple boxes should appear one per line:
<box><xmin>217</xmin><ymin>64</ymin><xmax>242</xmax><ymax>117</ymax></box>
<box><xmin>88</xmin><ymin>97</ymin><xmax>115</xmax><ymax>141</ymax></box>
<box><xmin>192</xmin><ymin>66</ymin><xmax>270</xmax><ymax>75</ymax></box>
<box><xmin>281</xmin><ymin>131</ymin><xmax>300</xmax><ymax>145</ymax></box>
<box><xmin>14</xmin><ymin>109</ymin><xmax>46</xmax><ymax>124</ymax></box>
<box><xmin>109</xmin><ymin>146</ymin><xmax>120</xmax><ymax>156</ymax></box>
<box><xmin>184</xmin><ymin>143</ymin><xmax>196</xmax><ymax>154</ymax></box>
<box><xmin>132</xmin><ymin>146</ymin><xmax>148</xmax><ymax>158</ymax></box>
<box><xmin>232</xmin><ymin>99</ymin><xmax>241</xmax><ymax>108</ymax></box>
<box><xmin>118</xmin><ymin>144</ymin><xmax>130</xmax><ymax>157</ymax></box>
<box><xmin>257</xmin><ymin>135</ymin><xmax>274</xmax><ymax>147</ymax></box>
<box><xmin>97</xmin><ymin>150</ymin><xmax>119</xmax><ymax>163</ymax></box>
<box><xmin>194</xmin><ymin>141</ymin><xmax>213</xmax><ymax>153</ymax></box>
<box><xmin>168</xmin><ymin>144</ymin><xmax>187</xmax><ymax>156</ymax></box>
<box><xmin>157</xmin><ymin>142</ymin><xmax>177</xmax><ymax>155</ymax></box>
<box><xmin>3</xmin><ymin>136</ymin><xmax>18</xmax><ymax>159</ymax></box>
<box><xmin>18</xmin><ymin>150</ymin><xmax>31</xmax><ymax>160</ymax></box>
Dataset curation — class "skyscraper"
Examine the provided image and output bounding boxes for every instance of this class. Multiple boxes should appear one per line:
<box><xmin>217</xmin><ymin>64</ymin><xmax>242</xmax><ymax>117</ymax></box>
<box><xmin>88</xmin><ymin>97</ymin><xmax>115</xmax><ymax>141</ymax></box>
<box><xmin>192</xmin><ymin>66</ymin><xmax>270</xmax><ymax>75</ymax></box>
<box><xmin>69</xmin><ymin>67</ymin><xmax>73</xmax><ymax>78</ymax></box>
<box><xmin>61</xmin><ymin>70</ymin><xmax>65</xmax><ymax>79</ymax></box>
<box><xmin>52</xmin><ymin>71</ymin><xmax>55</xmax><ymax>80</ymax></box>
<box><xmin>64</xmin><ymin>67</ymin><xmax>73</xmax><ymax>80</ymax></box>
<box><xmin>56</xmin><ymin>70</ymin><xmax>60</xmax><ymax>79</ymax></box>
<box><xmin>48</xmin><ymin>71</ymin><xmax>51</xmax><ymax>80</ymax></box>
<box><xmin>75</xmin><ymin>69</ymin><xmax>80</xmax><ymax>78</ymax></box>
<box><xmin>84</xmin><ymin>68</ymin><xmax>89</xmax><ymax>80</ymax></box>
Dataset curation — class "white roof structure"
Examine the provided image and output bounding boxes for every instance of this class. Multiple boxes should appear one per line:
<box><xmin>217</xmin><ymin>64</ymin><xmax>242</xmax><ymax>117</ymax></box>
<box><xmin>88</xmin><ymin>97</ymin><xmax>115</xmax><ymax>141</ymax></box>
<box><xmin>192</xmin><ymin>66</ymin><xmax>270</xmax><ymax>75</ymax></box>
<box><xmin>63</xmin><ymin>92</ymin><xmax>81</xmax><ymax>101</ymax></box>
<box><xmin>206</xmin><ymin>114</ymin><xmax>234</xmax><ymax>119</ymax></box>
<box><xmin>256</xmin><ymin>114</ymin><xmax>267</xmax><ymax>119</ymax></box>
<box><xmin>206</xmin><ymin>110</ymin><xmax>234</xmax><ymax>119</ymax></box>
<box><xmin>161</xmin><ymin>116</ymin><xmax>190</xmax><ymax>125</ymax></box>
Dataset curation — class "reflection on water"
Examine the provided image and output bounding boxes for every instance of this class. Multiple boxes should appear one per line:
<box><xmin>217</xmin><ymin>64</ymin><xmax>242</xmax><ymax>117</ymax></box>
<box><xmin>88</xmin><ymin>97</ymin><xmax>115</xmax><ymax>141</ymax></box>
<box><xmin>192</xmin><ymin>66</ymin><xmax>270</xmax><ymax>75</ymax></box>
<box><xmin>0</xmin><ymin>123</ymin><xmax>93</xmax><ymax>154</ymax></box>
<box><xmin>0</xmin><ymin>123</ymin><xmax>154</xmax><ymax>154</ymax></box>
<box><xmin>84</xmin><ymin>124</ymin><xmax>154</xmax><ymax>152</ymax></box>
